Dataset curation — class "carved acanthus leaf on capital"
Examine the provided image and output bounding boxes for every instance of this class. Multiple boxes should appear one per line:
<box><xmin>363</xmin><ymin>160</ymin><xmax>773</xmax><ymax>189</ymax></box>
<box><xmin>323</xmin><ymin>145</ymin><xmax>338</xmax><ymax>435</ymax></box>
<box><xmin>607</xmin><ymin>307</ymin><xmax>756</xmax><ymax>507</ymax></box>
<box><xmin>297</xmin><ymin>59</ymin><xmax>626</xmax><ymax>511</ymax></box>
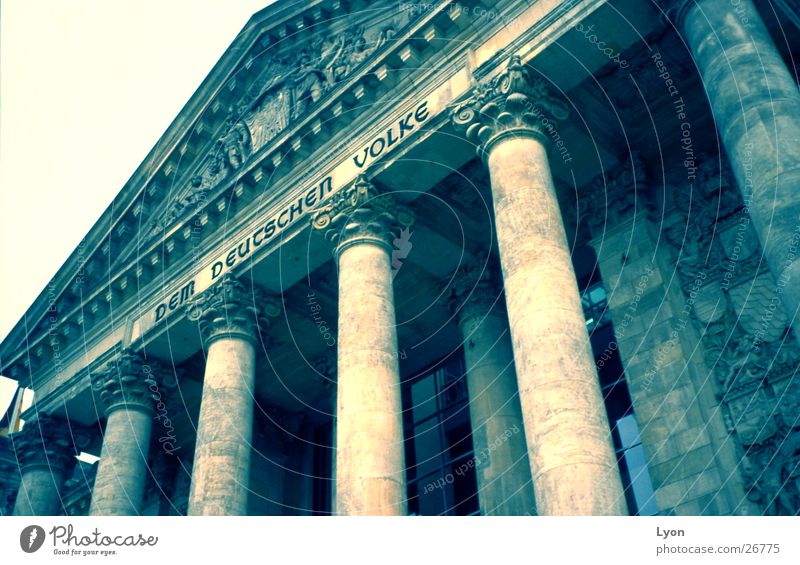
<box><xmin>310</xmin><ymin>174</ymin><xmax>414</xmax><ymax>253</ymax></box>
<box><xmin>449</xmin><ymin>55</ymin><xmax>569</xmax><ymax>156</ymax></box>
<box><xmin>10</xmin><ymin>413</ymin><xmax>79</xmax><ymax>474</ymax></box>
<box><xmin>92</xmin><ymin>349</ymin><xmax>164</xmax><ymax>416</ymax></box>
<box><xmin>187</xmin><ymin>273</ymin><xmax>281</xmax><ymax>345</ymax></box>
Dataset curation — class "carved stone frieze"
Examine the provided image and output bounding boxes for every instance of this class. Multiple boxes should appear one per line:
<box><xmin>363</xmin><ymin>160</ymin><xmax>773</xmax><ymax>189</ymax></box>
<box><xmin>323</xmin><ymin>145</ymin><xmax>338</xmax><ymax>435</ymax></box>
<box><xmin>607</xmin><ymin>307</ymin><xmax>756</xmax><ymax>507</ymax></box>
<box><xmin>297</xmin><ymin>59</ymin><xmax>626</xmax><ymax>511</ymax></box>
<box><xmin>741</xmin><ymin>426</ymin><xmax>800</xmax><ymax>516</ymax></box>
<box><xmin>663</xmin><ymin>153</ymin><xmax>744</xmax><ymax>287</ymax></box>
<box><xmin>663</xmin><ymin>151</ymin><xmax>800</xmax><ymax>515</ymax></box>
<box><xmin>151</xmin><ymin>22</ymin><xmax>402</xmax><ymax>239</ymax></box>
<box><xmin>695</xmin><ymin>287</ymin><xmax>800</xmax><ymax>516</ymax></box>
<box><xmin>238</xmin><ymin>23</ymin><xmax>398</xmax><ymax>144</ymax></box>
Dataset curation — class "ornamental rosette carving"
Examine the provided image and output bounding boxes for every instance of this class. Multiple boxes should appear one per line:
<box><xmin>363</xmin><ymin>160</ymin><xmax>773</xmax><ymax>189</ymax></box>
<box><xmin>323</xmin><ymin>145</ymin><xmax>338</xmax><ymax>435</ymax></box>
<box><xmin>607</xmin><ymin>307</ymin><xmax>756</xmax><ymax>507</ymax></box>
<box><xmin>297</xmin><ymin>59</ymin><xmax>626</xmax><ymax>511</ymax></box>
<box><xmin>92</xmin><ymin>349</ymin><xmax>164</xmax><ymax>416</ymax></box>
<box><xmin>186</xmin><ymin>273</ymin><xmax>280</xmax><ymax>345</ymax></box>
<box><xmin>10</xmin><ymin>413</ymin><xmax>79</xmax><ymax>474</ymax></box>
<box><xmin>310</xmin><ymin>174</ymin><xmax>414</xmax><ymax>253</ymax></box>
<box><xmin>449</xmin><ymin>257</ymin><xmax>504</xmax><ymax>324</ymax></box>
<box><xmin>449</xmin><ymin>54</ymin><xmax>569</xmax><ymax>156</ymax></box>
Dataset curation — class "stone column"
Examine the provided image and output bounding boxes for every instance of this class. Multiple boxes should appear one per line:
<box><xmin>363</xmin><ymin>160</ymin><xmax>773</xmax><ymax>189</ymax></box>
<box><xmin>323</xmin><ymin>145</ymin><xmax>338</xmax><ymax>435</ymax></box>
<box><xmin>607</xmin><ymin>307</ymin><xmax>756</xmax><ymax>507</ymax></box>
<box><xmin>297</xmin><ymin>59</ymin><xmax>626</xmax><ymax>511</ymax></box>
<box><xmin>450</xmin><ymin>55</ymin><xmax>626</xmax><ymax>515</ymax></box>
<box><xmin>311</xmin><ymin>175</ymin><xmax>413</xmax><ymax>516</ymax></box>
<box><xmin>668</xmin><ymin>0</ymin><xmax>800</xmax><ymax>340</ymax></box>
<box><xmin>186</xmin><ymin>273</ymin><xmax>279</xmax><ymax>516</ymax></box>
<box><xmin>11</xmin><ymin>413</ymin><xmax>78</xmax><ymax>516</ymax></box>
<box><xmin>88</xmin><ymin>350</ymin><xmax>161</xmax><ymax>516</ymax></box>
<box><xmin>451</xmin><ymin>260</ymin><xmax>536</xmax><ymax>515</ymax></box>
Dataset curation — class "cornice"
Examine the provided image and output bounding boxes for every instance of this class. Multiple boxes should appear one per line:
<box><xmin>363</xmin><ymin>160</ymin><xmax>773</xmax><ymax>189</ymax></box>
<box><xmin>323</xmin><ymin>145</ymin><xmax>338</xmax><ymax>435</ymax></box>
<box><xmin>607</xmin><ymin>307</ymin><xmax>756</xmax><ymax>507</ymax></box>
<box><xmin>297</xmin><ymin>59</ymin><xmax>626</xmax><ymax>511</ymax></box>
<box><xmin>0</xmin><ymin>0</ymin><xmax>437</xmax><ymax>377</ymax></box>
<box><xmin>4</xmin><ymin>0</ymin><xmax>598</xmax><ymax>394</ymax></box>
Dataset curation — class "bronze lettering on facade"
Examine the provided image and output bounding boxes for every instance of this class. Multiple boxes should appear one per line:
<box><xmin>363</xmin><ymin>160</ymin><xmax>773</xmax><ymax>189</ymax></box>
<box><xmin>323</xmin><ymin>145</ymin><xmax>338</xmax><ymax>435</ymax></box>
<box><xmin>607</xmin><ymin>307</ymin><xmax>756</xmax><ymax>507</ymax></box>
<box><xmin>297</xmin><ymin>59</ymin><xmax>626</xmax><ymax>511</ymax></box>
<box><xmin>353</xmin><ymin>101</ymin><xmax>429</xmax><ymax>168</ymax></box>
<box><xmin>149</xmin><ymin>98</ymin><xmax>431</xmax><ymax>325</ymax></box>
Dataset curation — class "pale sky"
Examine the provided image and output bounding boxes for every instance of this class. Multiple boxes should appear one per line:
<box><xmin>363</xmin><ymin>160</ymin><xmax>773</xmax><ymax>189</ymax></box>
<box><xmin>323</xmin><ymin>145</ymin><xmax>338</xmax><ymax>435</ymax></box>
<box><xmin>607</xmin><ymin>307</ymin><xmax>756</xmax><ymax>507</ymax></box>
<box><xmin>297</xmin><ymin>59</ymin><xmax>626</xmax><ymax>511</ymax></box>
<box><xmin>0</xmin><ymin>0</ymin><xmax>276</xmax><ymax>403</ymax></box>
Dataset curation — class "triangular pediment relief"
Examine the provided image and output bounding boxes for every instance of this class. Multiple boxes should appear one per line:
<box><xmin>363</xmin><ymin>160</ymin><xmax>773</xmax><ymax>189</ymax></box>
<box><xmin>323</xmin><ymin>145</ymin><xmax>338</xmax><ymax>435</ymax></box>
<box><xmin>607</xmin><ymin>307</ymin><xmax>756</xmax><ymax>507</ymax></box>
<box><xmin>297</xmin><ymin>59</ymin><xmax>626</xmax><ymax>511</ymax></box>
<box><xmin>2</xmin><ymin>0</ymin><xmax>465</xmax><ymax>377</ymax></box>
<box><xmin>121</xmin><ymin>6</ymin><xmax>413</xmax><ymax>266</ymax></box>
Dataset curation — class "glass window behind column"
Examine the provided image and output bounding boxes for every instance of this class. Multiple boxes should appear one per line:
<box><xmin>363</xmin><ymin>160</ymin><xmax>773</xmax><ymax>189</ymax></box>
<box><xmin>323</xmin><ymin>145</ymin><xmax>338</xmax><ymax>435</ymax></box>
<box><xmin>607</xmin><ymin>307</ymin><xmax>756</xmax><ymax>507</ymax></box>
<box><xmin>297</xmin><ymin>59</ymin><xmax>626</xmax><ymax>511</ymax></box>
<box><xmin>581</xmin><ymin>278</ymin><xmax>659</xmax><ymax>516</ymax></box>
<box><xmin>402</xmin><ymin>353</ymin><xmax>479</xmax><ymax>516</ymax></box>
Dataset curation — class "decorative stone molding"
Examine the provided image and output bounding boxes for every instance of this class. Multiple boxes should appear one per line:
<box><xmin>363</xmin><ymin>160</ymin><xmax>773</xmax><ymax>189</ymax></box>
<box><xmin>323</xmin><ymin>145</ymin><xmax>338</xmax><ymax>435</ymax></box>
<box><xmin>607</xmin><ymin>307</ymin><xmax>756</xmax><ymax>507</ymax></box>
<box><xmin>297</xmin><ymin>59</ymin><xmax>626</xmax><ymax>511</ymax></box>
<box><xmin>660</xmin><ymin>151</ymin><xmax>800</xmax><ymax>515</ymax></box>
<box><xmin>187</xmin><ymin>272</ymin><xmax>281</xmax><ymax>346</ymax></box>
<box><xmin>310</xmin><ymin>174</ymin><xmax>414</xmax><ymax>256</ymax></box>
<box><xmin>92</xmin><ymin>349</ymin><xmax>163</xmax><ymax>416</ymax></box>
<box><xmin>10</xmin><ymin>414</ymin><xmax>78</xmax><ymax>475</ymax></box>
<box><xmin>663</xmin><ymin>153</ymin><xmax>744</xmax><ymax>287</ymax></box>
<box><xmin>449</xmin><ymin>257</ymin><xmax>504</xmax><ymax>324</ymax></box>
<box><xmin>0</xmin><ymin>2</ymin><xmax>444</xmax><ymax>396</ymax></box>
<box><xmin>449</xmin><ymin>54</ymin><xmax>569</xmax><ymax>159</ymax></box>
<box><xmin>150</xmin><ymin>20</ymin><xmax>407</xmax><ymax>242</ymax></box>
<box><xmin>741</xmin><ymin>423</ymin><xmax>800</xmax><ymax>515</ymax></box>
<box><xmin>238</xmin><ymin>24</ymin><xmax>398</xmax><ymax>151</ymax></box>
<box><xmin>688</xmin><ymin>254</ymin><xmax>800</xmax><ymax>517</ymax></box>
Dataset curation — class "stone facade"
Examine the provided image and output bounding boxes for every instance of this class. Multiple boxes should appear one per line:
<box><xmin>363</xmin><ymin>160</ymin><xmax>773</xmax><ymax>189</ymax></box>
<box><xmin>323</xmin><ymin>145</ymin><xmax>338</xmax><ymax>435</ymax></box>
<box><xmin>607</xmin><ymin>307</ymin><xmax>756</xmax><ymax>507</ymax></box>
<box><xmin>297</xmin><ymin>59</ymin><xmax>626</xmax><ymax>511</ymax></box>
<box><xmin>1</xmin><ymin>0</ymin><xmax>799</xmax><ymax>516</ymax></box>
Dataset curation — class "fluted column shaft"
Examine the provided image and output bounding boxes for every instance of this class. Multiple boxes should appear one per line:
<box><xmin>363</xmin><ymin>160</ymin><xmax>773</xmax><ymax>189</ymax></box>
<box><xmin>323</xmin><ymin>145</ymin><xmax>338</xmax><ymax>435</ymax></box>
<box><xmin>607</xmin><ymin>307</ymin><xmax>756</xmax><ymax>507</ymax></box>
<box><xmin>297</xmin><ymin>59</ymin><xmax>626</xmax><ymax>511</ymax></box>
<box><xmin>312</xmin><ymin>176</ymin><xmax>412</xmax><ymax>515</ymax></box>
<box><xmin>12</xmin><ymin>414</ymin><xmax>77</xmax><ymax>516</ymax></box>
<box><xmin>454</xmin><ymin>267</ymin><xmax>536</xmax><ymax>515</ymax></box>
<box><xmin>673</xmin><ymin>0</ymin><xmax>800</xmax><ymax>338</ymax></box>
<box><xmin>186</xmin><ymin>274</ymin><xmax>276</xmax><ymax>516</ymax></box>
<box><xmin>89</xmin><ymin>350</ymin><xmax>160</xmax><ymax>516</ymax></box>
<box><xmin>450</xmin><ymin>56</ymin><xmax>626</xmax><ymax>515</ymax></box>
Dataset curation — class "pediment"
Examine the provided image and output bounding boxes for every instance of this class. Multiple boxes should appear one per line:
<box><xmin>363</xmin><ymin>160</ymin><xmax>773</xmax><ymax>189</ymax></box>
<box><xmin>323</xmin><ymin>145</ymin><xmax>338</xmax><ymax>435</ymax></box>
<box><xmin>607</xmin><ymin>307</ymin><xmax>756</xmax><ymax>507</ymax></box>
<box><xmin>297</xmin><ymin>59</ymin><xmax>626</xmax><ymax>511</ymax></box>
<box><xmin>2</xmin><ymin>0</ymin><xmax>485</xmax><ymax>382</ymax></box>
<box><xmin>118</xmin><ymin>2</ymin><xmax>416</xmax><ymax>266</ymax></box>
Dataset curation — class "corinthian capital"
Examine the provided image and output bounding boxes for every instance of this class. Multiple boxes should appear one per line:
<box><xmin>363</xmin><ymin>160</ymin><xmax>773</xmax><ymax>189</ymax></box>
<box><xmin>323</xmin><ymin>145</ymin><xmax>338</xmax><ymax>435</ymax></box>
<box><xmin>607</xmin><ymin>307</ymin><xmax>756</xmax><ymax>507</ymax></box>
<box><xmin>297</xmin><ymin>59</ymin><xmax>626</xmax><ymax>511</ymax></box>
<box><xmin>92</xmin><ymin>349</ymin><xmax>164</xmax><ymax>415</ymax></box>
<box><xmin>187</xmin><ymin>273</ymin><xmax>280</xmax><ymax>346</ymax></box>
<box><xmin>10</xmin><ymin>413</ymin><xmax>79</xmax><ymax>474</ymax></box>
<box><xmin>311</xmin><ymin>174</ymin><xmax>414</xmax><ymax>255</ymax></box>
<box><xmin>449</xmin><ymin>54</ymin><xmax>569</xmax><ymax>158</ymax></box>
